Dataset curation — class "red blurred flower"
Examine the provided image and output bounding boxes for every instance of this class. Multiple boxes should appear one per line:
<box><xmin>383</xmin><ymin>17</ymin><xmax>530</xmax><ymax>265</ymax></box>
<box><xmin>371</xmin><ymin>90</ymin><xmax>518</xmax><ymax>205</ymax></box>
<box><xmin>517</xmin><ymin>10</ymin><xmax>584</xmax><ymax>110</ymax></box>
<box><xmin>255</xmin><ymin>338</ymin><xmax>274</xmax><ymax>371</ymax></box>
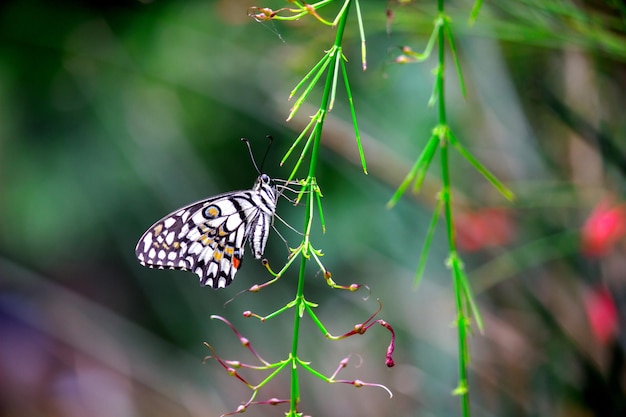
<box><xmin>581</xmin><ymin>199</ymin><xmax>626</xmax><ymax>257</ymax></box>
<box><xmin>456</xmin><ymin>208</ymin><xmax>516</xmax><ymax>252</ymax></box>
<box><xmin>584</xmin><ymin>286</ymin><xmax>618</xmax><ymax>345</ymax></box>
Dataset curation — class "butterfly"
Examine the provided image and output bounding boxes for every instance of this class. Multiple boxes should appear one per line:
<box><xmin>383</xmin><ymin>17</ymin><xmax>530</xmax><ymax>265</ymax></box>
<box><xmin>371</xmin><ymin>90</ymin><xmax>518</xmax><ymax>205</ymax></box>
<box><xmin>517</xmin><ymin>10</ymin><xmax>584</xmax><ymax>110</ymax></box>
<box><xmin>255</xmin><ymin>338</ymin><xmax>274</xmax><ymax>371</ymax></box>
<box><xmin>135</xmin><ymin>172</ymin><xmax>278</xmax><ymax>289</ymax></box>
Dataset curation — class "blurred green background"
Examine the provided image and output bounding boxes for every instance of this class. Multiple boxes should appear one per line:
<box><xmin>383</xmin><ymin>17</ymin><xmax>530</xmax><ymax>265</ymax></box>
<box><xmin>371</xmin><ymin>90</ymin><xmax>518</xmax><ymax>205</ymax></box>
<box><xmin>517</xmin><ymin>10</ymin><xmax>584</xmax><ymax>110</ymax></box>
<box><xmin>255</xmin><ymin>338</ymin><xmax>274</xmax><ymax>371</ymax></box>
<box><xmin>1</xmin><ymin>1</ymin><xmax>625</xmax><ymax>416</ymax></box>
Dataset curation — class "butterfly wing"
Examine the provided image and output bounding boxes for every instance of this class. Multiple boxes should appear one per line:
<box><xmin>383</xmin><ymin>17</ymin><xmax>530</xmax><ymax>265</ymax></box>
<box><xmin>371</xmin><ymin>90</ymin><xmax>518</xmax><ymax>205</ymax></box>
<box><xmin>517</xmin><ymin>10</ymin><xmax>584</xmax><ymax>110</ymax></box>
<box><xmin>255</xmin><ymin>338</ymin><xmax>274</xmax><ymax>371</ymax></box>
<box><xmin>136</xmin><ymin>191</ymin><xmax>260</xmax><ymax>289</ymax></box>
<box><xmin>136</xmin><ymin>174</ymin><xmax>278</xmax><ymax>289</ymax></box>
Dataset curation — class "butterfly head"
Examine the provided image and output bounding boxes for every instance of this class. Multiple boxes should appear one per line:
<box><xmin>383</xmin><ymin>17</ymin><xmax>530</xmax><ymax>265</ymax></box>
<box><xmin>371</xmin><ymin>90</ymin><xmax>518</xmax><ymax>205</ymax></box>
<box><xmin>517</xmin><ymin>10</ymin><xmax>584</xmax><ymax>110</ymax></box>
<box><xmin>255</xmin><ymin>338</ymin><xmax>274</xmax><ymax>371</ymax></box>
<box><xmin>253</xmin><ymin>173</ymin><xmax>278</xmax><ymax>202</ymax></box>
<box><xmin>260</xmin><ymin>173</ymin><xmax>271</xmax><ymax>183</ymax></box>
<box><xmin>252</xmin><ymin>173</ymin><xmax>270</xmax><ymax>187</ymax></box>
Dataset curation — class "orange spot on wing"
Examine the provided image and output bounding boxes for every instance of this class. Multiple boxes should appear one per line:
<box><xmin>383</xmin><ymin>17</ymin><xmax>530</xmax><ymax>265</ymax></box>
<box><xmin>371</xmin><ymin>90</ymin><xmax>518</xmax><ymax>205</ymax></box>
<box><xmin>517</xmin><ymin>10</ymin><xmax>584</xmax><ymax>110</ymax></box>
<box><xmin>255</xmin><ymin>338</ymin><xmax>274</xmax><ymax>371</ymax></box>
<box><xmin>206</xmin><ymin>206</ymin><xmax>219</xmax><ymax>218</ymax></box>
<box><xmin>200</xmin><ymin>234</ymin><xmax>213</xmax><ymax>246</ymax></box>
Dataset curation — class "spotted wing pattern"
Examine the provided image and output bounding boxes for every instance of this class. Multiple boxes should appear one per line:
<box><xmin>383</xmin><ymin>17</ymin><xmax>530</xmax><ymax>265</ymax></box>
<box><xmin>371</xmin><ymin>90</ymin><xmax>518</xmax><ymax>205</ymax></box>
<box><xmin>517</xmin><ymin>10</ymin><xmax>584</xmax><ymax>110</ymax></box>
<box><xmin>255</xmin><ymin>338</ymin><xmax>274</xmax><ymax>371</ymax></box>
<box><xmin>135</xmin><ymin>174</ymin><xmax>278</xmax><ymax>289</ymax></box>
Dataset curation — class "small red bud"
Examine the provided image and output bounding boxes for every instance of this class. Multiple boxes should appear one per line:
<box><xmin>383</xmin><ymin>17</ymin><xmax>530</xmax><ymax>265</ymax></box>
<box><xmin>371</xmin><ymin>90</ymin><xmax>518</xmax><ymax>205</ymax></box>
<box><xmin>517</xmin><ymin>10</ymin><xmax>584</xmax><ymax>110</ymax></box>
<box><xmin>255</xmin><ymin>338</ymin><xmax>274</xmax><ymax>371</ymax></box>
<box><xmin>582</xmin><ymin>199</ymin><xmax>626</xmax><ymax>257</ymax></box>
<box><xmin>584</xmin><ymin>285</ymin><xmax>618</xmax><ymax>344</ymax></box>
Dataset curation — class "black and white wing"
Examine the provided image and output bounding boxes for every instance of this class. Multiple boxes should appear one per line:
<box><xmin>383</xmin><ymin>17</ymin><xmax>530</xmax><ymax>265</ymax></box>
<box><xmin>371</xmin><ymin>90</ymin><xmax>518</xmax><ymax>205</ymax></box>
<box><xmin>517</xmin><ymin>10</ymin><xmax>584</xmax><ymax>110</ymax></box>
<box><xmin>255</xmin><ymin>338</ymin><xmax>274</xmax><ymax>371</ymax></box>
<box><xmin>135</xmin><ymin>174</ymin><xmax>278</xmax><ymax>289</ymax></box>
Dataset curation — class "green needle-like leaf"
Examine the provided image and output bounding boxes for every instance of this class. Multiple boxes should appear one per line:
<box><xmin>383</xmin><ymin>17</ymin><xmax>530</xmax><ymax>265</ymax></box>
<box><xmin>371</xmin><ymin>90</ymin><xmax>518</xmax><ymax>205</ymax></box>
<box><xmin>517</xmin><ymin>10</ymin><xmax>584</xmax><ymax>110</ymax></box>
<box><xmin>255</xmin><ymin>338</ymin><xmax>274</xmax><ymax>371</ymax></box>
<box><xmin>288</xmin><ymin>53</ymin><xmax>333</xmax><ymax>120</ymax></box>
<box><xmin>354</xmin><ymin>0</ymin><xmax>367</xmax><ymax>70</ymax></box>
<box><xmin>387</xmin><ymin>134</ymin><xmax>439</xmax><ymax>208</ymax></box>
<box><xmin>444</xmin><ymin>21</ymin><xmax>467</xmax><ymax>98</ymax></box>
<box><xmin>415</xmin><ymin>198</ymin><xmax>443</xmax><ymax>288</ymax></box>
<box><xmin>341</xmin><ymin>59</ymin><xmax>367</xmax><ymax>174</ymax></box>
<box><xmin>281</xmin><ymin>113</ymin><xmax>318</xmax><ymax>167</ymax></box>
<box><xmin>449</xmin><ymin>131</ymin><xmax>515</xmax><ymax>201</ymax></box>
<box><xmin>287</xmin><ymin>127</ymin><xmax>317</xmax><ymax>182</ymax></box>
<box><xmin>459</xmin><ymin>268</ymin><xmax>485</xmax><ymax>333</ymax></box>
<box><xmin>315</xmin><ymin>186</ymin><xmax>326</xmax><ymax>233</ymax></box>
<box><xmin>289</xmin><ymin>52</ymin><xmax>331</xmax><ymax>100</ymax></box>
<box><xmin>328</xmin><ymin>48</ymin><xmax>342</xmax><ymax>112</ymax></box>
<box><xmin>469</xmin><ymin>0</ymin><xmax>483</xmax><ymax>25</ymax></box>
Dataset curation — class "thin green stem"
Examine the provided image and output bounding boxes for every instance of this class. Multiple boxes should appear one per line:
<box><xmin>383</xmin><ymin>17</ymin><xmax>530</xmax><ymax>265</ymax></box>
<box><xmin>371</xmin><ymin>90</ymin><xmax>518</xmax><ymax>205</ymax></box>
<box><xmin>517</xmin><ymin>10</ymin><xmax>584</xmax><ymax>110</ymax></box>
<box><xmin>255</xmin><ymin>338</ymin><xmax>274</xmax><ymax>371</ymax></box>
<box><xmin>451</xmin><ymin>255</ymin><xmax>470</xmax><ymax>406</ymax></box>
<box><xmin>437</xmin><ymin>0</ymin><xmax>470</xmax><ymax>416</ymax></box>
<box><xmin>289</xmin><ymin>256</ymin><xmax>306</xmax><ymax>415</ymax></box>
<box><xmin>307</xmin><ymin>5</ymin><xmax>351</xmax><ymax>176</ymax></box>
<box><xmin>287</xmin><ymin>3</ymin><xmax>353</xmax><ymax>415</ymax></box>
<box><xmin>437</xmin><ymin>14</ymin><xmax>447</xmax><ymax>126</ymax></box>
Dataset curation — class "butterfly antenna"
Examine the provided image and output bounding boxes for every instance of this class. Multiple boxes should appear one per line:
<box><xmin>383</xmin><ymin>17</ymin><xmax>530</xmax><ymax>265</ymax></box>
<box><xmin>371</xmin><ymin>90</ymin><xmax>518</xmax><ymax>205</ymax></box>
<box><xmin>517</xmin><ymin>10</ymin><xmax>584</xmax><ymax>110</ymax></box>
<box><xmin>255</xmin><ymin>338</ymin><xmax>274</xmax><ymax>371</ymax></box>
<box><xmin>241</xmin><ymin>138</ymin><xmax>261</xmax><ymax>174</ymax></box>
<box><xmin>260</xmin><ymin>135</ymin><xmax>274</xmax><ymax>172</ymax></box>
<box><xmin>241</xmin><ymin>136</ymin><xmax>274</xmax><ymax>174</ymax></box>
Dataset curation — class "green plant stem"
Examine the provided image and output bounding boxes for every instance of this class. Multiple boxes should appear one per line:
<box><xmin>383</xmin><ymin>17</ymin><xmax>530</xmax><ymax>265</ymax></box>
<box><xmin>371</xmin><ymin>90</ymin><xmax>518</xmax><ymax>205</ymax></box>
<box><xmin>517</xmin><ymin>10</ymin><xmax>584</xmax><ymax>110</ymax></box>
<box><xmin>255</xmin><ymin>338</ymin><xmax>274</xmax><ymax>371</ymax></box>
<box><xmin>289</xmin><ymin>257</ymin><xmax>306</xmax><ymax>414</ymax></box>
<box><xmin>436</xmin><ymin>0</ymin><xmax>470</xmax><ymax>415</ymax></box>
<box><xmin>288</xmin><ymin>3</ymin><xmax>352</xmax><ymax>415</ymax></box>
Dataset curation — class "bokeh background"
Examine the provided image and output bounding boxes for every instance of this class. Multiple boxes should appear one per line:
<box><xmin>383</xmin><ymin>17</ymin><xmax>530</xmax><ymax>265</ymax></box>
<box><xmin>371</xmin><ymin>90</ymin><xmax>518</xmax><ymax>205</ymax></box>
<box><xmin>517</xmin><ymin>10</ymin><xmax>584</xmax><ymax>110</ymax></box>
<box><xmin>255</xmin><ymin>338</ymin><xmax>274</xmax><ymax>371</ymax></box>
<box><xmin>1</xmin><ymin>0</ymin><xmax>625</xmax><ymax>416</ymax></box>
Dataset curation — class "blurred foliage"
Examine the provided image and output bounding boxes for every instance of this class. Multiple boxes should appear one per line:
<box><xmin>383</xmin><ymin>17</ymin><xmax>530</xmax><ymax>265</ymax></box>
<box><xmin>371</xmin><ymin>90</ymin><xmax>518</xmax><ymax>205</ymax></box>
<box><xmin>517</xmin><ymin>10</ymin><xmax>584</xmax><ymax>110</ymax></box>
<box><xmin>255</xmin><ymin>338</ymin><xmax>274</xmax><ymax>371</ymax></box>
<box><xmin>1</xmin><ymin>0</ymin><xmax>625</xmax><ymax>416</ymax></box>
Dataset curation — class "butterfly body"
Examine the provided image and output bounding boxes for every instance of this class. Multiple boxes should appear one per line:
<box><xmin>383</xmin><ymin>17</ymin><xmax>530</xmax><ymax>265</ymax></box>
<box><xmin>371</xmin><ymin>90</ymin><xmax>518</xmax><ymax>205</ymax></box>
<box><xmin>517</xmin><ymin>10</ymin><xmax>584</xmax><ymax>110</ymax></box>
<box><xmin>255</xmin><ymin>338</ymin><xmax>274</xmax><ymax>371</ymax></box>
<box><xmin>136</xmin><ymin>174</ymin><xmax>277</xmax><ymax>288</ymax></box>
